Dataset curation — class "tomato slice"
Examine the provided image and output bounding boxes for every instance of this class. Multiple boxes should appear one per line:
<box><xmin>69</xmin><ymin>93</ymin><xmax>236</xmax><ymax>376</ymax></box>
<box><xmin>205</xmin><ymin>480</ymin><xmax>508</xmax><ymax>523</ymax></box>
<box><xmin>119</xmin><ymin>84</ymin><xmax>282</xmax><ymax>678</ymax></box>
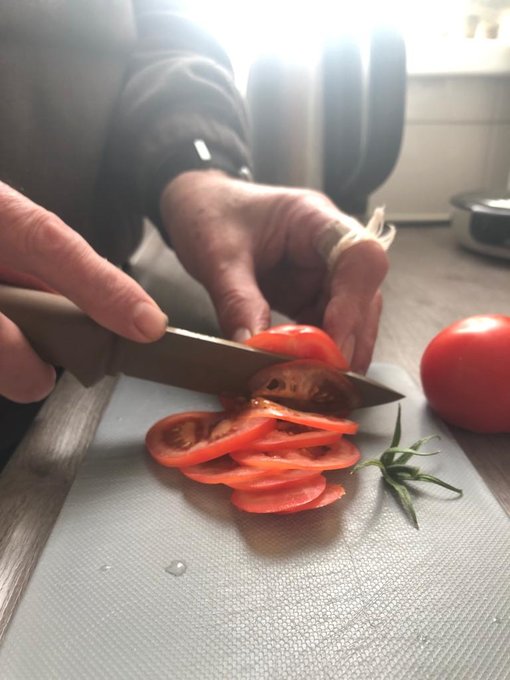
<box><xmin>245</xmin><ymin>324</ymin><xmax>348</xmax><ymax>369</ymax></box>
<box><xmin>250</xmin><ymin>421</ymin><xmax>341</xmax><ymax>451</ymax></box>
<box><xmin>226</xmin><ymin>468</ymin><xmax>319</xmax><ymax>491</ymax></box>
<box><xmin>278</xmin><ymin>483</ymin><xmax>345</xmax><ymax>513</ymax></box>
<box><xmin>247</xmin><ymin>359</ymin><xmax>361</xmax><ymax>413</ymax></box>
<box><xmin>180</xmin><ymin>456</ymin><xmax>270</xmax><ymax>485</ymax></box>
<box><xmin>245</xmin><ymin>398</ymin><xmax>358</xmax><ymax>433</ymax></box>
<box><xmin>145</xmin><ymin>411</ymin><xmax>275</xmax><ymax>468</ymax></box>
<box><xmin>231</xmin><ymin>439</ymin><xmax>361</xmax><ymax>471</ymax></box>
<box><xmin>231</xmin><ymin>474</ymin><xmax>327</xmax><ymax>513</ymax></box>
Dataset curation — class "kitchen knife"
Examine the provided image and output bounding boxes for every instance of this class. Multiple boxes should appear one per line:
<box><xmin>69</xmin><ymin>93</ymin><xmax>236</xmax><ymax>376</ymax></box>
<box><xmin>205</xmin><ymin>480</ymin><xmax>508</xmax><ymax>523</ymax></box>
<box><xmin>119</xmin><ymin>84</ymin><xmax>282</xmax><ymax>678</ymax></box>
<box><xmin>0</xmin><ymin>284</ymin><xmax>403</xmax><ymax>407</ymax></box>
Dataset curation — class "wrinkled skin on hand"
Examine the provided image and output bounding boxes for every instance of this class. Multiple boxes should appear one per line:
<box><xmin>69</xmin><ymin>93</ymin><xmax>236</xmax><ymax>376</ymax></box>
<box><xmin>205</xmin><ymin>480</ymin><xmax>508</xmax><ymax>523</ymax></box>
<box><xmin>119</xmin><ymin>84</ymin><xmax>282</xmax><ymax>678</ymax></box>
<box><xmin>0</xmin><ymin>181</ymin><xmax>167</xmax><ymax>403</ymax></box>
<box><xmin>160</xmin><ymin>170</ymin><xmax>389</xmax><ymax>373</ymax></box>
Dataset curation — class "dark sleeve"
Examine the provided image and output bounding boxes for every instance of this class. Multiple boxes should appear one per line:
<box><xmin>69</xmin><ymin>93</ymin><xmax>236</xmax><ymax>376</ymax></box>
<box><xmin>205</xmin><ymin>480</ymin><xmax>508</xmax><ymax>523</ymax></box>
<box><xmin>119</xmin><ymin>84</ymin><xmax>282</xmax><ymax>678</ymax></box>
<box><xmin>105</xmin><ymin>1</ymin><xmax>252</xmax><ymax>229</ymax></box>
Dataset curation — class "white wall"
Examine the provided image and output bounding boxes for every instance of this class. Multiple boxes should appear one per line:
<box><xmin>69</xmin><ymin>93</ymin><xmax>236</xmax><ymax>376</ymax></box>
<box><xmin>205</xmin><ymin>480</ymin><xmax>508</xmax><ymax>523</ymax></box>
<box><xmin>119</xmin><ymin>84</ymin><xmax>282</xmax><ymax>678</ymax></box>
<box><xmin>369</xmin><ymin>41</ymin><xmax>510</xmax><ymax>222</ymax></box>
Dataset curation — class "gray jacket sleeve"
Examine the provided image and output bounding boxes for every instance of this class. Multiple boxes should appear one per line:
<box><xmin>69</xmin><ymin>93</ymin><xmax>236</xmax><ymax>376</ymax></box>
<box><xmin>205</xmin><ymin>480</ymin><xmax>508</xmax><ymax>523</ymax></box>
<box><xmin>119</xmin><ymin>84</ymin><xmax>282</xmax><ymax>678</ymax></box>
<box><xmin>105</xmin><ymin>2</ymin><xmax>252</xmax><ymax>228</ymax></box>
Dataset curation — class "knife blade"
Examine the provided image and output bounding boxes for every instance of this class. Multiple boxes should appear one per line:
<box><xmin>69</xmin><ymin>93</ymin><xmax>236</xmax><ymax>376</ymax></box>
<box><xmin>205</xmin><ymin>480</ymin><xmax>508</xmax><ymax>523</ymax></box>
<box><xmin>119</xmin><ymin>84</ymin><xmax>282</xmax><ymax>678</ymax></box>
<box><xmin>0</xmin><ymin>285</ymin><xmax>403</xmax><ymax>407</ymax></box>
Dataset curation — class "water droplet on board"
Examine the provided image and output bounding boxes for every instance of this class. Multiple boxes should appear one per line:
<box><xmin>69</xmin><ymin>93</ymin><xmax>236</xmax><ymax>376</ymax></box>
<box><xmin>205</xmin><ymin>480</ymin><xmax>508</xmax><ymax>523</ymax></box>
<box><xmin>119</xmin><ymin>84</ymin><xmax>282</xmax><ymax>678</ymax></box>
<box><xmin>417</xmin><ymin>633</ymin><xmax>429</xmax><ymax>647</ymax></box>
<box><xmin>165</xmin><ymin>560</ymin><xmax>187</xmax><ymax>576</ymax></box>
<box><xmin>492</xmin><ymin>616</ymin><xmax>502</xmax><ymax>625</ymax></box>
<box><xmin>99</xmin><ymin>564</ymin><xmax>112</xmax><ymax>572</ymax></box>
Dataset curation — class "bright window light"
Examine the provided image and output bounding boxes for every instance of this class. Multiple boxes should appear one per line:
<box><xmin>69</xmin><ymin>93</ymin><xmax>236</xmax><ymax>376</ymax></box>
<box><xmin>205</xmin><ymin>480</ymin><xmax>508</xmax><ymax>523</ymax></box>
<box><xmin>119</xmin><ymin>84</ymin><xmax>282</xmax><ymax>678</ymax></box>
<box><xmin>186</xmin><ymin>0</ymin><xmax>510</xmax><ymax>46</ymax></box>
<box><xmin>183</xmin><ymin>0</ymin><xmax>510</xmax><ymax>83</ymax></box>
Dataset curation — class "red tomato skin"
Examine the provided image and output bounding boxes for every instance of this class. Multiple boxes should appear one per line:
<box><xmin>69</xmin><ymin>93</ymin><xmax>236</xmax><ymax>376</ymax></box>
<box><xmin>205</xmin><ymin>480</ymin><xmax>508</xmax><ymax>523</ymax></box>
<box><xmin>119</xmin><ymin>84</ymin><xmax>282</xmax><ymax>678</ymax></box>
<box><xmin>231</xmin><ymin>475</ymin><xmax>327</xmax><ymax>513</ymax></box>
<box><xmin>246</xmin><ymin>398</ymin><xmax>359</xmax><ymax>433</ymax></box>
<box><xmin>146</xmin><ymin>412</ymin><xmax>275</xmax><ymax>467</ymax></box>
<box><xmin>420</xmin><ymin>315</ymin><xmax>510</xmax><ymax>433</ymax></box>
<box><xmin>180</xmin><ymin>457</ymin><xmax>271</xmax><ymax>485</ymax></box>
<box><xmin>277</xmin><ymin>483</ymin><xmax>345</xmax><ymax>513</ymax></box>
<box><xmin>250</xmin><ymin>425</ymin><xmax>341</xmax><ymax>451</ymax></box>
<box><xmin>231</xmin><ymin>439</ymin><xmax>361</xmax><ymax>471</ymax></box>
<box><xmin>245</xmin><ymin>324</ymin><xmax>348</xmax><ymax>369</ymax></box>
<box><xmin>226</xmin><ymin>469</ymin><xmax>319</xmax><ymax>491</ymax></box>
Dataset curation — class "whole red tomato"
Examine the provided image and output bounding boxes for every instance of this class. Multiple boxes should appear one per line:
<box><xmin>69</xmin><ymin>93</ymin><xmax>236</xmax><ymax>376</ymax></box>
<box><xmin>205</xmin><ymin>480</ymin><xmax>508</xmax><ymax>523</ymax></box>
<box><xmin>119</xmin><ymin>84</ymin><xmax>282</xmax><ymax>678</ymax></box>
<box><xmin>420</xmin><ymin>315</ymin><xmax>510</xmax><ymax>433</ymax></box>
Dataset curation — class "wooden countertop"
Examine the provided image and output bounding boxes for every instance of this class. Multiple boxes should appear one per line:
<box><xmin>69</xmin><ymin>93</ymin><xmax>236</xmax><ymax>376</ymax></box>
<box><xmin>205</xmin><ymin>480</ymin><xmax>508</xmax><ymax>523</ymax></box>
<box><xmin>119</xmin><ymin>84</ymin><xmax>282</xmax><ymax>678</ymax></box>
<box><xmin>1</xmin><ymin>223</ymin><xmax>509</xmax><ymax>642</ymax></box>
<box><xmin>374</xmin><ymin>225</ymin><xmax>510</xmax><ymax>514</ymax></box>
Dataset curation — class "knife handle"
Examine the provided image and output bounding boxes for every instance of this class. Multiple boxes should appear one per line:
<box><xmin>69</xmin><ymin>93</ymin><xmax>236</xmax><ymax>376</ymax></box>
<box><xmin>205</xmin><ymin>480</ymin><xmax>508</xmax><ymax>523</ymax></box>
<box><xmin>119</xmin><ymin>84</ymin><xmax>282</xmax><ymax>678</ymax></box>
<box><xmin>0</xmin><ymin>284</ymin><xmax>115</xmax><ymax>387</ymax></box>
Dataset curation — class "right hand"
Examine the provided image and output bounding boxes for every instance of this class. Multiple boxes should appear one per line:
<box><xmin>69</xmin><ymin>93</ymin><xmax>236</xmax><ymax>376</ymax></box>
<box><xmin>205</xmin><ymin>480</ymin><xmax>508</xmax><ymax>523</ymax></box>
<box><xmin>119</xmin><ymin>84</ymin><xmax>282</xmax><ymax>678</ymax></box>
<box><xmin>0</xmin><ymin>181</ymin><xmax>168</xmax><ymax>403</ymax></box>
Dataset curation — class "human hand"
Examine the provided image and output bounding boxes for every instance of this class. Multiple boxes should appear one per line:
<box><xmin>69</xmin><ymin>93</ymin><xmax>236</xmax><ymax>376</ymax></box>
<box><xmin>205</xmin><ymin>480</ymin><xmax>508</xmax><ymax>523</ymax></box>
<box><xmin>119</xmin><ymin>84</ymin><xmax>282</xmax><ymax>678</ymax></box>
<box><xmin>0</xmin><ymin>181</ymin><xmax>168</xmax><ymax>403</ymax></box>
<box><xmin>160</xmin><ymin>171</ymin><xmax>389</xmax><ymax>373</ymax></box>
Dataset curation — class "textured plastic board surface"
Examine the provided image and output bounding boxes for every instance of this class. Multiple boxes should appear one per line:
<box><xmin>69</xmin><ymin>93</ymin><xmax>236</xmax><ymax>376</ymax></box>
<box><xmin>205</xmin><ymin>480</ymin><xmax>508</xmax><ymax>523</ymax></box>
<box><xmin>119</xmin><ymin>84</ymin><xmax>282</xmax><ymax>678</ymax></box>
<box><xmin>1</xmin><ymin>365</ymin><xmax>509</xmax><ymax>680</ymax></box>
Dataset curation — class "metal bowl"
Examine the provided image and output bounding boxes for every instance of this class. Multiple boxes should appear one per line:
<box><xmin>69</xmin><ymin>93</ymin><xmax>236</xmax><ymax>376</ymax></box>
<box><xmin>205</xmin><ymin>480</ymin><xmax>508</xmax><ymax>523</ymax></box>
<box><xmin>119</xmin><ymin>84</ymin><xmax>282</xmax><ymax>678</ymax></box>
<box><xmin>451</xmin><ymin>190</ymin><xmax>510</xmax><ymax>260</ymax></box>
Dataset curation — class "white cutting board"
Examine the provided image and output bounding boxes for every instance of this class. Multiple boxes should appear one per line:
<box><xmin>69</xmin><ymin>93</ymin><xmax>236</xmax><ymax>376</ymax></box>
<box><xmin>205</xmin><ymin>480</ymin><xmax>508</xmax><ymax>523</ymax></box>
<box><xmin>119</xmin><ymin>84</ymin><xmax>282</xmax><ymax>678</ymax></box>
<box><xmin>0</xmin><ymin>365</ymin><xmax>508</xmax><ymax>679</ymax></box>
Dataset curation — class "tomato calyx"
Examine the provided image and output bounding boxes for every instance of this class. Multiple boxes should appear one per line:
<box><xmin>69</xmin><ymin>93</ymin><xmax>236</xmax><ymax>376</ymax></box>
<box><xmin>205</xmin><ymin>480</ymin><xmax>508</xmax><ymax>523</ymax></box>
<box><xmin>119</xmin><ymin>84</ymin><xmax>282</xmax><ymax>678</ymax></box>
<box><xmin>353</xmin><ymin>405</ymin><xmax>462</xmax><ymax>529</ymax></box>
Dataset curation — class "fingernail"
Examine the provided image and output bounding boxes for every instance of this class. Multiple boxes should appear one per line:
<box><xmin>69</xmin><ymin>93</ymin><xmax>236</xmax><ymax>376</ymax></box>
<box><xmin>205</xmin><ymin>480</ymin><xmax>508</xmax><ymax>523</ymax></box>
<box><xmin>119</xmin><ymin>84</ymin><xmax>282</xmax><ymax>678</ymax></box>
<box><xmin>342</xmin><ymin>334</ymin><xmax>356</xmax><ymax>366</ymax></box>
<box><xmin>133</xmin><ymin>301</ymin><xmax>168</xmax><ymax>341</ymax></box>
<box><xmin>233</xmin><ymin>327</ymin><xmax>252</xmax><ymax>343</ymax></box>
<box><xmin>30</xmin><ymin>365</ymin><xmax>57</xmax><ymax>403</ymax></box>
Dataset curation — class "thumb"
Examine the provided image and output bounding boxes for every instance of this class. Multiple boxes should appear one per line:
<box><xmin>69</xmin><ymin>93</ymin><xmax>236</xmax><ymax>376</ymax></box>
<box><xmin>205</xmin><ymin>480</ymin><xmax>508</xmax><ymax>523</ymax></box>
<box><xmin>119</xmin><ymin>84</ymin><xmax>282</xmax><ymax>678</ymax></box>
<box><xmin>205</xmin><ymin>258</ymin><xmax>271</xmax><ymax>342</ymax></box>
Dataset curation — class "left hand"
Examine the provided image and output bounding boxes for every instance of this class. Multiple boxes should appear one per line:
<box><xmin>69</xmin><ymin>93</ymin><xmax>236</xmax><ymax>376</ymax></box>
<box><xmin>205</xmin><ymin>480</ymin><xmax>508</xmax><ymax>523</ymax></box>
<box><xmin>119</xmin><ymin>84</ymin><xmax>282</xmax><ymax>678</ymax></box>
<box><xmin>160</xmin><ymin>170</ymin><xmax>389</xmax><ymax>373</ymax></box>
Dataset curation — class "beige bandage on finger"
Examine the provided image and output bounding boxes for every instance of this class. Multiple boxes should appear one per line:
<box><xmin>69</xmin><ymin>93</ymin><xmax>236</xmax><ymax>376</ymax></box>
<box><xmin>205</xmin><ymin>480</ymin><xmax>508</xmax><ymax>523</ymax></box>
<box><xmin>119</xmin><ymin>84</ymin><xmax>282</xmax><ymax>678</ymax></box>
<box><xmin>315</xmin><ymin>207</ymin><xmax>396</xmax><ymax>270</ymax></box>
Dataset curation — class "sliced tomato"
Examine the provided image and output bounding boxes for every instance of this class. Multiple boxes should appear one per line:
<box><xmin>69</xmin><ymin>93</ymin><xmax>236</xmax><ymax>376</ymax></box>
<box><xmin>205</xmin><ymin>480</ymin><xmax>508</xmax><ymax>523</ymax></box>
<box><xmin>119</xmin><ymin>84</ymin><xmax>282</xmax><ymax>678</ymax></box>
<box><xmin>245</xmin><ymin>324</ymin><xmax>348</xmax><ymax>369</ymax></box>
<box><xmin>231</xmin><ymin>439</ymin><xmax>361</xmax><ymax>471</ymax></box>
<box><xmin>180</xmin><ymin>456</ymin><xmax>270</xmax><ymax>485</ymax></box>
<box><xmin>145</xmin><ymin>411</ymin><xmax>275</xmax><ymax>468</ymax></box>
<box><xmin>245</xmin><ymin>398</ymin><xmax>358</xmax><ymax>434</ymax></box>
<box><xmin>251</xmin><ymin>421</ymin><xmax>341</xmax><ymax>451</ymax></box>
<box><xmin>231</xmin><ymin>474</ymin><xmax>327</xmax><ymax>513</ymax></box>
<box><xmin>226</xmin><ymin>468</ymin><xmax>319</xmax><ymax>491</ymax></box>
<box><xmin>218</xmin><ymin>394</ymin><xmax>248</xmax><ymax>412</ymax></box>
<box><xmin>278</xmin><ymin>483</ymin><xmax>345</xmax><ymax>513</ymax></box>
<box><xmin>247</xmin><ymin>359</ymin><xmax>361</xmax><ymax>413</ymax></box>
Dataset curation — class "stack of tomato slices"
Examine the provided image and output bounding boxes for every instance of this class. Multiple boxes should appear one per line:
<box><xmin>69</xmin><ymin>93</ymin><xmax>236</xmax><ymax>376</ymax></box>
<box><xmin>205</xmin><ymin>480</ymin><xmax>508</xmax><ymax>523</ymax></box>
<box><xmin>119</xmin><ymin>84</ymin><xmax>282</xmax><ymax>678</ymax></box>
<box><xmin>145</xmin><ymin>325</ymin><xmax>362</xmax><ymax>514</ymax></box>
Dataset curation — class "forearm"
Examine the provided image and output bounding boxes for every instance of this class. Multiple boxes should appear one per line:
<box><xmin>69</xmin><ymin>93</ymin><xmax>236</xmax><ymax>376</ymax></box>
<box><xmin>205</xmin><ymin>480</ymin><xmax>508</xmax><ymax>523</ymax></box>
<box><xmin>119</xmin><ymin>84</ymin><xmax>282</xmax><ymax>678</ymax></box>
<box><xmin>104</xmin><ymin>5</ymin><xmax>251</xmax><ymax>230</ymax></box>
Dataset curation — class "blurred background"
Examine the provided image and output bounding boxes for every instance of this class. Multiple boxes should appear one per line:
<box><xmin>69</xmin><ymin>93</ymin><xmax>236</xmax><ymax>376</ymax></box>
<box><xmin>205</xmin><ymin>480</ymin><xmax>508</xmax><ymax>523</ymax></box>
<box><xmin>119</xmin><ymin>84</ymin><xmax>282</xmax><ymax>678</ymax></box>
<box><xmin>180</xmin><ymin>0</ymin><xmax>510</xmax><ymax>222</ymax></box>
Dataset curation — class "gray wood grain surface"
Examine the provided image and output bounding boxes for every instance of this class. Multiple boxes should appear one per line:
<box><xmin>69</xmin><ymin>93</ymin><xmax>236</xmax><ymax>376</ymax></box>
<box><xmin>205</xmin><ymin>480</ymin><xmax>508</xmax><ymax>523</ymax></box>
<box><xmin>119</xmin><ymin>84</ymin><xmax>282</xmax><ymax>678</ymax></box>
<box><xmin>0</xmin><ymin>375</ymin><xmax>116</xmax><ymax>640</ymax></box>
<box><xmin>0</xmin><ymin>223</ymin><xmax>508</xmax><ymax>643</ymax></box>
<box><xmin>374</xmin><ymin>225</ymin><xmax>510</xmax><ymax>514</ymax></box>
